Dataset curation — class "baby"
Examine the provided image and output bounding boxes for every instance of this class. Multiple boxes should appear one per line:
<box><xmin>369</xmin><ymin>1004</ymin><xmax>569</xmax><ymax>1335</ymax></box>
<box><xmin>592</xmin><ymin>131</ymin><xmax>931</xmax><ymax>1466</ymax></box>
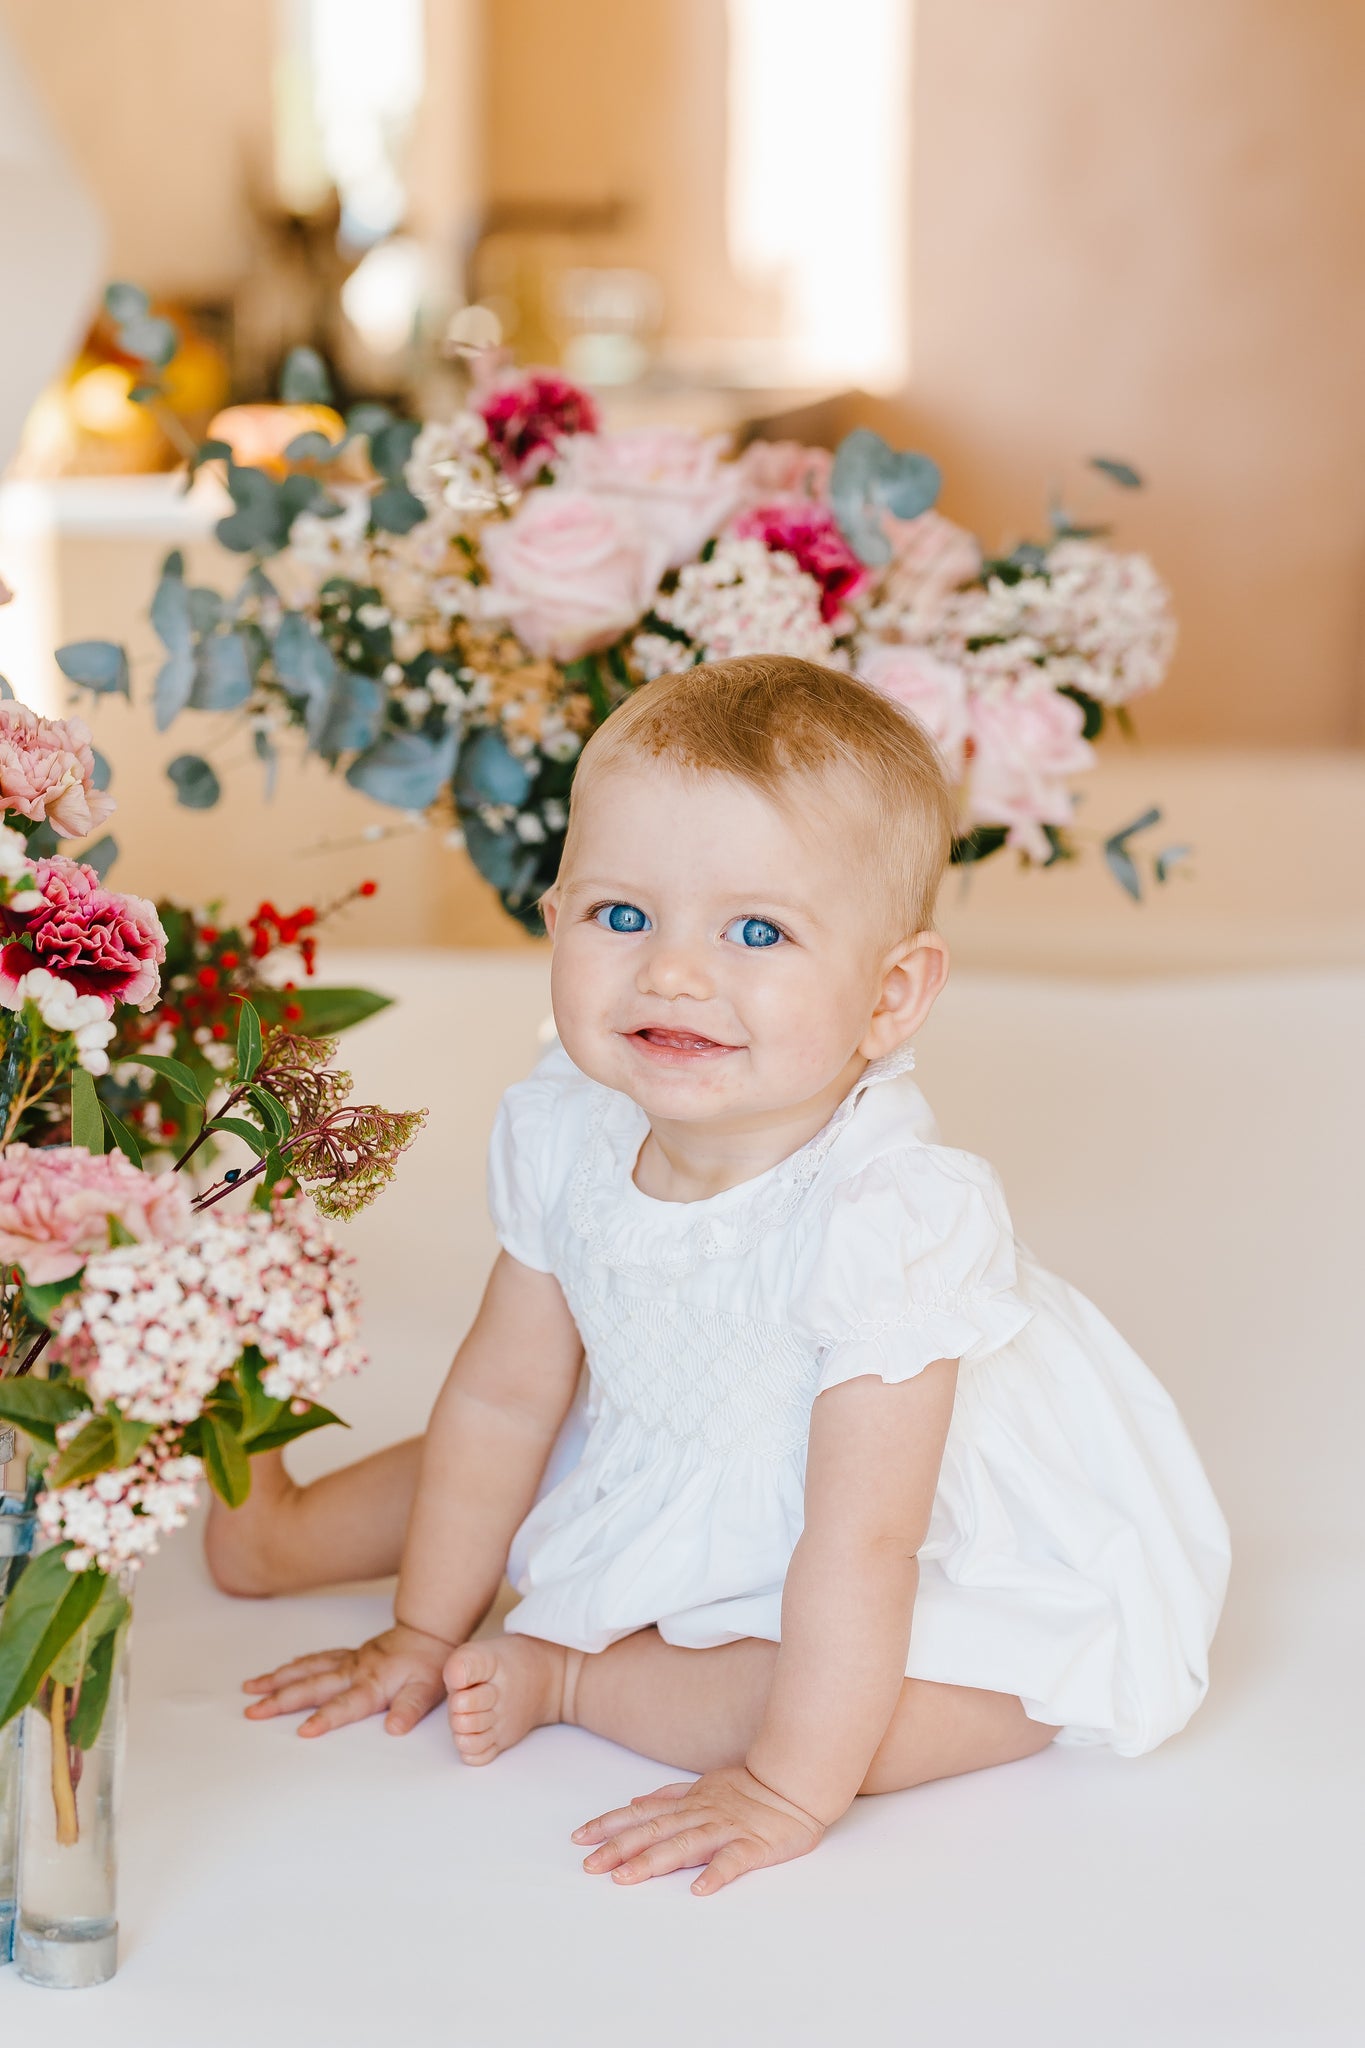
<box><xmin>212</xmin><ymin>654</ymin><xmax>1230</xmax><ymax>1897</ymax></box>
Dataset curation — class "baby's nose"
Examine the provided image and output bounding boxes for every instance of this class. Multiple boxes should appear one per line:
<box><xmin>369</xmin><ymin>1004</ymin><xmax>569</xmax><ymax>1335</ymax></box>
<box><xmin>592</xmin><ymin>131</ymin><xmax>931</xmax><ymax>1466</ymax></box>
<box><xmin>638</xmin><ymin>937</ymin><xmax>715</xmax><ymax>1001</ymax></box>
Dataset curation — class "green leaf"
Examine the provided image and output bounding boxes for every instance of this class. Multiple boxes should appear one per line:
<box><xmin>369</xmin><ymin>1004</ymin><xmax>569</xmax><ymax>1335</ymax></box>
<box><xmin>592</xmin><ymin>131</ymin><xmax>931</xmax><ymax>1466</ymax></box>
<box><xmin>117</xmin><ymin>313</ymin><xmax>178</xmax><ymax>367</ymax></box>
<box><xmin>245</xmin><ymin>1399</ymin><xmax>346</xmax><ymax>1456</ymax></box>
<box><xmin>124</xmin><ymin>1051</ymin><xmax>207</xmax><ymax>1106</ymax></box>
<box><xmin>20</xmin><ymin>1270</ymin><xmax>84</xmax><ymax>1329</ymax></box>
<box><xmin>129</xmin><ymin>382</ymin><xmax>161</xmax><ymax>404</ymax></box>
<box><xmin>50</xmin><ymin>1576</ymin><xmax>128</xmax><ymax>1684</ymax></box>
<box><xmin>70</xmin><ymin>1068</ymin><xmax>105</xmax><ymax>1153</ymax></box>
<box><xmin>46</xmin><ymin>1415</ymin><xmax>121</xmax><ymax>1488</ymax></box>
<box><xmin>279</xmin><ymin>345</ymin><xmax>333</xmax><ymax>405</ymax></box>
<box><xmin>253</xmin><ymin>984</ymin><xmax>392</xmax><ymax>1035</ymax></box>
<box><xmin>1154</xmin><ymin>843</ymin><xmax>1193</xmax><ymax>885</ymax></box>
<box><xmin>370</xmin><ymin>484</ymin><xmax>425</xmax><ymax>535</ymax></box>
<box><xmin>237</xmin><ymin>1348</ymin><xmax>285</xmax><ymax>1445</ymax></box>
<box><xmin>949</xmin><ymin>825</ymin><xmax>1009</xmax><ymax>866</ymax></box>
<box><xmin>67</xmin><ymin>1603</ymin><xmax>130</xmax><ymax>1749</ymax></box>
<box><xmin>187</xmin><ymin>437</ymin><xmax>233</xmax><ymax>481</ymax></box>
<box><xmin>236</xmin><ymin>998</ymin><xmax>263</xmax><ymax>1083</ymax></box>
<box><xmin>207</xmin><ymin>1115</ymin><xmax>271</xmax><ymax>1157</ymax></box>
<box><xmin>1090</xmin><ymin>456</ymin><xmax>1144</xmax><ymax>490</ymax></box>
<box><xmin>0</xmin><ymin>1546</ymin><xmax>107</xmax><ymax>1731</ymax></box>
<box><xmin>369</xmin><ymin>419</ymin><xmax>420</xmax><ymax>483</ymax></box>
<box><xmin>200</xmin><ymin>1412</ymin><xmax>251</xmax><ymax>1507</ymax></box>
<box><xmin>1104</xmin><ymin>842</ymin><xmax>1143</xmax><ymax>901</ymax></box>
<box><xmin>0</xmin><ymin>1376</ymin><xmax>92</xmax><ymax>1448</ymax></box>
<box><xmin>247</xmin><ymin>1085</ymin><xmax>291</xmax><ymax>1140</ymax></box>
<box><xmin>54</xmin><ymin>640</ymin><xmax>130</xmax><ymax>697</ymax></box>
<box><xmin>166</xmin><ymin>753</ymin><xmax>222</xmax><ymax>810</ymax></box>
<box><xmin>100</xmin><ymin>1100</ymin><xmax>143</xmax><ymax>1168</ymax></box>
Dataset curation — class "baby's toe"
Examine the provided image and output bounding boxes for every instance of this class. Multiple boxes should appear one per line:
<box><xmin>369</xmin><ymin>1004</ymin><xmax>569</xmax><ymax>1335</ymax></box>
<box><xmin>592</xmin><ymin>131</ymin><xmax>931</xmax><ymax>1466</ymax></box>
<box><xmin>455</xmin><ymin>1733</ymin><xmax>498</xmax><ymax>1766</ymax></box>
<box><xmin>449</xmin><ymin>1679</ymin><xmax>497</xmax><ymax>1713</ymax></box>
<box><xmin>450</xmin><ymin>1705</ymin><xmax>494</xmax><ymax>1735</ymax></box>
<box><xmin>444</xmin><ymin>1641</ymin><xmax>497</xmax><ymax>1693</ymax></box>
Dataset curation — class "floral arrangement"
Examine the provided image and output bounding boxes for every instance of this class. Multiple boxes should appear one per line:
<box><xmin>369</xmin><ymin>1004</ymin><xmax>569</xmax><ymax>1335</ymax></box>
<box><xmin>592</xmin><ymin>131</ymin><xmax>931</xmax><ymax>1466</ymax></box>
<box><xmin>0</xmin><ymin>581</ymin><xmax>424</xmax><ymax>1852</ymax></box>
<box><xmin>62</xmin><ymin>286</ymin><xmax>1187</xmax><ymax>929</ymax></box>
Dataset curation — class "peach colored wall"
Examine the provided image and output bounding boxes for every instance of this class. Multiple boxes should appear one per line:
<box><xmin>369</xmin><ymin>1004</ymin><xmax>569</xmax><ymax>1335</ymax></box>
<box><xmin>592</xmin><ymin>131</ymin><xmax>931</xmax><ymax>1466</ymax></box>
<box><xmin>909</xmin><ymin>0</ymin><xmax>1365</xmax><ymax>746</ymax></box>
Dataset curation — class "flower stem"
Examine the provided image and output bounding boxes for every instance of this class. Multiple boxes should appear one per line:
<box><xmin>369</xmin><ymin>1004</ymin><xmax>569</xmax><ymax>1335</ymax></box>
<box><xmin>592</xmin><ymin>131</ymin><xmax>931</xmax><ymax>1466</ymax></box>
<box><xmin>173</xmin><ymin>1085</ymin><xmax>249</xmax><ymax>1176</ymax></box>
<box><xmin>13</xmin><ymin>1326</ymin><xmax>52</xmax><ymax>1381</ymax></box>
<box><xmin>48</xmin><ymin>1682</ymin><xmax>79</xmax><ymax>1847</ymax></box>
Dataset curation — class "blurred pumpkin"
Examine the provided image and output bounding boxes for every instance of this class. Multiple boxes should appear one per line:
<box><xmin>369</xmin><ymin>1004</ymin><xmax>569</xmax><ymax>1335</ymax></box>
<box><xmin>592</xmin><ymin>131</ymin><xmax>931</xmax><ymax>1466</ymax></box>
<box><xmin>206</xmin><ymin>402</ymin><xmax>356</xmax><ymax>479</ymax></box>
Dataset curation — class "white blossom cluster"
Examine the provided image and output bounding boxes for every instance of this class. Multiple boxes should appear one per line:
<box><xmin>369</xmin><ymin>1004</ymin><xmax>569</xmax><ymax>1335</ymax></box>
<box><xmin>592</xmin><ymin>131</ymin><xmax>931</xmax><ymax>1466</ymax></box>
<box><xmin>56</xmin><ymin>1202</ymin><xmax>366</xmax><ymax>1425</ymax></box>
<box><xmin>406</xmin><ymin>414</ymin><xmax>517</xmax><ymax>521</ymax></box>
<box><xmin>934</xmin><ymin>540</ymin><xmax>1175</xmax><ymax>707</ymax></box>
<box><xmin>39</xmin><ymin>1433</ymin><xmax>204</xmax><ymax>1575</ymax></box>
<box><xmin>635</xmin><ymin>538</ymin><xmax>842</xmax><ymax>677</ymax></box>
<box><xmin>8</xmin><ymin>965</ymin><xmax>117</xmax><ymax>1074</ymax></box>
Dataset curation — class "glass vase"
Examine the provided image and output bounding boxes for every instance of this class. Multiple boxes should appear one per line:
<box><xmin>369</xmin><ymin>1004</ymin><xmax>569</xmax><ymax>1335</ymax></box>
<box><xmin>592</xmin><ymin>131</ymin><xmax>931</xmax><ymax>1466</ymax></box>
<box><xmin>0</xmin><ymin>1487</ymin><xmax>37</xmax><ymax>1967</ymax></box>
<box><xmin>14</xmin><ymin>1579</ymin><xmax>131</xmax><ymax>1989</ymax></box>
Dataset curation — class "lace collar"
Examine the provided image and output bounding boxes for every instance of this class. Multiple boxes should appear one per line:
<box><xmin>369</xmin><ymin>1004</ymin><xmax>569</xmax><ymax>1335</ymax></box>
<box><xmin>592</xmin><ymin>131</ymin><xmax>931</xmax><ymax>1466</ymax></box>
<box><xmin>567</xmin><ymin>1041</ymin><xmax>919</xmax><ymax>1280</ymax></box>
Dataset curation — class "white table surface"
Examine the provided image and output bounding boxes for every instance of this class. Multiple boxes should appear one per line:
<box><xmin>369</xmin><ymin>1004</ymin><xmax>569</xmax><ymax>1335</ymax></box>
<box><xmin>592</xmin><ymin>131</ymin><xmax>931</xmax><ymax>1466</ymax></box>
<box><xmin>4</xmin><ymin>953</ymin><xmax>1362</xmax><ymax>2046</ymax></box>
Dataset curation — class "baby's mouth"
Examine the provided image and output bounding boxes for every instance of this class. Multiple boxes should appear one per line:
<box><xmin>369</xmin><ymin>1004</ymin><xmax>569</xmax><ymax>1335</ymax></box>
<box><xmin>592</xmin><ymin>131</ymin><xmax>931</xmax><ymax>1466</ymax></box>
<box><xmin>628</xmin><ymin>1027</ymin><xmax>739</xmax><ymax>1059</ymax></box>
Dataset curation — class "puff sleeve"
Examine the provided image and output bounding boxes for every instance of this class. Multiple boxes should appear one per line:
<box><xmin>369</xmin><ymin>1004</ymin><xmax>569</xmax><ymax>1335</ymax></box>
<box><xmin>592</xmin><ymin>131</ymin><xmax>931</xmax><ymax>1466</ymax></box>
<box><xmin>486</xmin><ymin>1045</ymin><xmax>580</xmax><ymax>1273</ymax></box>
<box><xmin>795</xmin><ymin>1145</ymin><xmax>1035</xmax><ymax>1395</ymax></box>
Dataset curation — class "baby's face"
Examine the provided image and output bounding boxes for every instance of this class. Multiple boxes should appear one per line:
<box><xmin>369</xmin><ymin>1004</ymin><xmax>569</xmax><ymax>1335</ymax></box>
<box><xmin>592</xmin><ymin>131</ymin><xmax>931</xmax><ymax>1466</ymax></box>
<box><xmin>546</xmin><ymin>760</ymin><xmax>914</xmax><ymax>1129</ymax></box>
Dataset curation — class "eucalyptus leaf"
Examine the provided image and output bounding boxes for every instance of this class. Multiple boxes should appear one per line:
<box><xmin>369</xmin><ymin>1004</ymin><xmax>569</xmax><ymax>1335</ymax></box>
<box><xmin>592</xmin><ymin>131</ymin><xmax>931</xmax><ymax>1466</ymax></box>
<box><xmin>284</xmin><ymin>431</ymin><xmax>339</xmax><ymax>465</ymax></box>
<box><xmin>254</xmin><ymin>726</ymin><xmax>278</xmax><ymax>800</ymax></box>
<box><xmin>0</xmin><ymin>674</ymin><xmax>11</xmax><ymax>699</ymax></box>
<box><xmin>190</xmin><ymin>631</ymin><xmax>253</xmax><ymax>711</ymax></box>
<box><xmin>54</xmin><ymin>640</ymin><xmax>130</xmax><ymax>696</ymax></box>
<box><xmin>346</xmin><ymin>728</ymin><xmax>457</xmax><ymax>810</ymax></box>
<box><xmin>830</xmin><ymin>429</ymin><xmax>941</xmax><ymax>566</ymax></box>
<box><xmin>104</xmin><ymin>281</ymin><xmax>149</xmax><ymax>322</ymax></box>
<box><xmin>117</xmin><ymin>313</ymin><xmax>178</xmax><ymax>367</ymax></box>
<box><xmin>456</xmin><ymin>728</ymin><xmax>534</xmax><ymax>809</ymax></box>
<box><xmin>188</xmin><ymin>437</ymin><xmax>232</xmax><ymax>481</ymax></box>
<box><xmin>369</xmin><ymin>419</ymin><xmax>420</xmax><ymax>484</ymax></box>
<box><xmin>166</xmin><ymin>753</ymin><xmax>221</xmax><ymax>809</ymax></box>
<box><xmin>1090</xmin><ymin>456</ymin><xmax>1144</xmax><ymax>489</ymax></box>
<box><xmin>154</xmin><ymin>647</ymin><xmax>196</xmax><ymax>729</ymax></box>
<box><xmin>151</xmin><ymin>556</ymin><xmax>192</xmax><ymax>653</ymax></box>
<box><xmin>370</xmin><ymin>484</ymin><xmax>425</xmax><ymax>535</ymax></box>
<box><xmin>279</xmin><ymin>346</ymin><xmax>333</xmax><ymax>405</ymax></box>
<box><xmin>1104</xmin><ymin>842</ymin><xmax>1143</xmax><ymax>901</ymax></box>
<box><xmin>315</xmin><ymin>671</ymin><xmax>382</xmax><ymax>757</ymax></box>
<box><xmin>187</xmin><ymin>586</ymin><xmax>223</xmax><ymax>635</ymax></box>
<box><xmin>90</xmin><ymin>749</ymin><xmax>113</xmax><ymax>790</ymax></box>
<box><xmin>82</xmin><ymin>833</ymin><xmax>118</xmax><ymax>879</ymax></box>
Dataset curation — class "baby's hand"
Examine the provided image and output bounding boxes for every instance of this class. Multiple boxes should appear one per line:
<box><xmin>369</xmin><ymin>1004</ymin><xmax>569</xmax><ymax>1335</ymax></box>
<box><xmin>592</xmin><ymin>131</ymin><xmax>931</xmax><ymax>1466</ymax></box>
<box><xmin>242</xmin><ymin>1622</ymin><xmax>453</xmax><ymax>1738</ymax></box>
<box><xmin>571</xmin><ymin>1764</ymin><xmax>825</xmax><ymax>1896</ymax></box>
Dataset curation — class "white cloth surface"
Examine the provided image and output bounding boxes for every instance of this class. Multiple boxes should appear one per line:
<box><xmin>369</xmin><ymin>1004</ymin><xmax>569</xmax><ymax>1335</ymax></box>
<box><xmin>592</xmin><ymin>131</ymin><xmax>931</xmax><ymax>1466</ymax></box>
<box><xmin>3</xmin><ymin>955</ymin><xmax>1361</xmax><ymax>2046</ymax></box>
<box><xmin>491</xmin><ymin>1041</ymin><xmax>1228</xmax><ymax>1754</ymax></box>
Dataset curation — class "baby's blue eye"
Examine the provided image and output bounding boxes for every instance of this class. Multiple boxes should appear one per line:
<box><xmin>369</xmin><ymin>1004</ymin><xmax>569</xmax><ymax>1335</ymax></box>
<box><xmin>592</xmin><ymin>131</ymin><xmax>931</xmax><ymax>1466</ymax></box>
<box><xmin>594</xmin><ymin>902</ymin><xmax>651</xmax><ymax>934</ymax></box>
<box><xmin>723</xmin><ymin>916</ymin><xmax>784</xmax><ymax>949</ymax></box>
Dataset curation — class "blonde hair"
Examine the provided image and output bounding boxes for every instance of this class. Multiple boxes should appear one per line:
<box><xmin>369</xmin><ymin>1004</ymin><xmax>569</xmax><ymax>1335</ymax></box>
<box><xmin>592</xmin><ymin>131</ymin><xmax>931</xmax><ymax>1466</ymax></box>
<box><xmin>558</xmin><ymin>656</ymin><xmax>955</xmax><ymax>937</ymax></box>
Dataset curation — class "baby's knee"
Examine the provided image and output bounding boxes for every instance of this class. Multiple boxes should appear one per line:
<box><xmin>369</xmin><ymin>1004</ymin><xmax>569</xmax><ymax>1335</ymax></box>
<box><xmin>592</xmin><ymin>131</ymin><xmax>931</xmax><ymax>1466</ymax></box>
<box><xmin>202</xmin><ymin>1464</ymin><xmax>300</xmax><ymax>1598</ymax></box>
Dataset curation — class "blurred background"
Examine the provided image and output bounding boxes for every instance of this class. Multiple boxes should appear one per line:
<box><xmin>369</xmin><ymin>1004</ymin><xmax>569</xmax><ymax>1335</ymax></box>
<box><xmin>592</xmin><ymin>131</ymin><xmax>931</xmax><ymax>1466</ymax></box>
<box><xmin>1</xmin><ymin>0</ymin><xmax>1362</xmax><ymax>968</ymax></box>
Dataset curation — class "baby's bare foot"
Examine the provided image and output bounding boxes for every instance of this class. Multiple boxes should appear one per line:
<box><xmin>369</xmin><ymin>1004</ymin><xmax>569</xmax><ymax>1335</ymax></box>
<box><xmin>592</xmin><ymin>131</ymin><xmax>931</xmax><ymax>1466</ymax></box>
<box><xmin>444</xmin><ymin>1635</ymin><xmax>573</xmax><ymax>1766</ymax></box>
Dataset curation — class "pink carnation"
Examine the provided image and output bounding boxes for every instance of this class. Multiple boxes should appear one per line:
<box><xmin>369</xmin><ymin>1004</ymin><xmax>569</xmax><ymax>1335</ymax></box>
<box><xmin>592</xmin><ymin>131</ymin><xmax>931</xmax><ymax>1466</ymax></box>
<box><xmin>481</xmin><ymin>487</ymin><xmax>668</xmax><ymax>661</ymax></box>
<box><xmin>476</xmin><ymin>369</ymin><xmax>600</xmax><ymax>485</ymax></box>
<box><xmin>0</xmin><ymin>854</ymin><xmax>165</xmax><ymax>1014</ymax></box>
<box><xmin>733</xmin><ymin>439</ymin><xmax>833</xmax><ymax>506</ymax></box>
<box><xmin>732</xmin><ymin>502</ymin><xmax>871</xmax><ymax>624</ymax></box>
<box><xmin>0</xmin><ymin>702</ymin><xmax>116</xmax><ymax>840</ymax></box>
<box><xmin>0</xmin><ymin>1143</ymin><xmax>191</xmax><ymax>1285</ymax></box>
<box><xmin>966</xmin><ymin>684</ymin><xmax>1095</xmax><ymax>862</ymax></box>
<box><xmin>558</xmin><ymin>427</ymin><xmax>742</xmax><ymax>570</ymax></box>
<box><xmin>880</xmin><ymin>512</ymin><xmax>982</xmax><ymax>633</ymax></box>
<box><xmin>857</xmin><ymin>643</ymin><xmax>970</xmax><ymax>776</ymax></box>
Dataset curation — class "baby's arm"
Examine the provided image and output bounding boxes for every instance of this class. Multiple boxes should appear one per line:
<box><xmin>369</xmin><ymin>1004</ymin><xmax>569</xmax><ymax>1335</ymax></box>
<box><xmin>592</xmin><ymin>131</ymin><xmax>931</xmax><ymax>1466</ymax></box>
<box><xmin>243</xmin><ymin>1250</ymin><xmax>583</xmax><ymax>1737</ymax></box>
<box><xmin>574</xmin><ymin>1358</ymin><xmax>956</xmax><ymax>1893</ymax></box>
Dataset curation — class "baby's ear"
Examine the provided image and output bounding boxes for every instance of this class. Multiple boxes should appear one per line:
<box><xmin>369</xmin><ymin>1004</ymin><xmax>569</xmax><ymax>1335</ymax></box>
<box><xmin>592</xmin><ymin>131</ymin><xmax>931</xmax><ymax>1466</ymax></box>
<box><xmin>539</xmin><ymin>886</ymin><xmax>561</xmax><ymax>939</ymax></box>
<box><xmin>861</xmin><ymin>930</ymin><xmax>950</xmax><ymax>1059</ymax></box>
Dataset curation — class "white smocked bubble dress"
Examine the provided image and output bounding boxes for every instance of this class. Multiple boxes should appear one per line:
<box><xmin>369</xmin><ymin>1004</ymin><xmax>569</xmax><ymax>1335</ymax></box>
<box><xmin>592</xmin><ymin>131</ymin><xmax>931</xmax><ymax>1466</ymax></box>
<box><xmin>489</xmin><ymin>1042</ymin><xmax>1230</xmax><ymax>1756</ymax></box>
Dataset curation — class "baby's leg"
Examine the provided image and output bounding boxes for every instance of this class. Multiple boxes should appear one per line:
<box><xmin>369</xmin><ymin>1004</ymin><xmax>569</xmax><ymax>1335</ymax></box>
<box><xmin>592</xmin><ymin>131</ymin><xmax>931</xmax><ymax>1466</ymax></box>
<box><xmin>204</xmin><ymin>1437</ymin><xmax>422</xmax><ymax>1597</ymax></box>
<box><xmin>445</xmin><ymin>1629</ymin><xmax>1056</xmax><ymax>1787</ymax></box>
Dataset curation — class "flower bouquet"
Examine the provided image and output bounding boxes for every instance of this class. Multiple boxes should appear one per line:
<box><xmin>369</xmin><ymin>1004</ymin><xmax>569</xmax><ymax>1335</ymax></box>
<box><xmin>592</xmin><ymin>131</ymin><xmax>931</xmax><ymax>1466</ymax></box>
<box><xmin>64</xmin><ymin>285</ymin><xmax>1187</xmax><ymax>929</ymax></box>
<box><xmin>0</xmin><ymin>589</ymin><xmax>424</xmax><ymax>1984</ymax></box>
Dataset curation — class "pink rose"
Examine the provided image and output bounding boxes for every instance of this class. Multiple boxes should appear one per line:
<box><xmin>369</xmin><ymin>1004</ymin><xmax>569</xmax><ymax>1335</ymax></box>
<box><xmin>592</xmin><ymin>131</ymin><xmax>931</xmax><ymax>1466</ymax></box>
<box><xmin>0</xmin><ymin>701</ymin><xmax>116</xmax><ymax>840</ymax></box>
<box><xmin>558</xmin><ymin>427</ymin><xmax>742</xmax><ymax>569</ymax></box>
<box><xmin>732</xmin><ymin>502</ymin><xmax>871</xmax><ymax>624</ymax></box>
<box><xmin>857</xmin><ymin>644</ymin><xmax>970</xmax><ymax>776</ymax></box>
<box><xmin>480</xmin><ymin>488</ymin><xmax>668</xmax><ymax>662</ymax></box>
<box><xmin>733</xmin><ymin>439</ymin><xmax>833</xmax><ymax>506</ymax></box>
<box><xmin>0</xmin><ymin>1143</ymin><xmax>190</xmax><ymax>1285</ymax></box>
<box><xmin>881</xmin><ymin>511</ymin><xmax>982</xmax><ymax>632</ymax></box>
<box><xmin>966</xmin><ymin>684</ymin><xmax>1095</xmax><ymax>862</ymax></box>
<box><xmin>476</xmin><ymin>368</ymin><xmax>600</xmax><ymax>485</ymax></box>
<box><xmin>0</xmin><ymin>854</ymin><xmax>166</xmax><ymax>1013</ymax></box>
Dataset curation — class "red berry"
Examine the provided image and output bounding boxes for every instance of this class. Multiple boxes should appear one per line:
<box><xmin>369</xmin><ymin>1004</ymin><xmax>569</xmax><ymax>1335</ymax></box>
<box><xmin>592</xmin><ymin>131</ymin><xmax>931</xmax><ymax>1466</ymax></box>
<box><xmin>197</xmin><ymin>966</ymin><xmax>219</xmax><ymax>990</ymax></box>
<box><xmin>161</xmin><ymin>1007</ymin><xmax>182</xmax><ymax>1029</ymax></box>
<box><xmin>283</xmin><ymin>1002</ymin><xmax>303</xmax><ymax>1022</ymax></box>
<box><xmin>162</xmin><ymin>1120</ymin><xmax>179</xmax><ymax>1139</ymax></box>
<box><xmin>218</xmin><ymin>949</ymin><xmax>240</xmax><ymax>970</ymax></box>
<box><xmin>198</xmin><ymin>926</ymin><xmax>219</xmax><ymax>945</ymax></box>
<box><xmin>358</xmin><ymin>879</ymin><xmax>378</xmax><ymax>898</ymax></box>
<box><xmin>211</xmin><ymin>1021</ymin><xmax>229</xmax><ymax>1040</ymax></box>
<box><xmin>283</xmin><ymin>979</ymin><xmax>297</xmax><ymax>991</ymax></box>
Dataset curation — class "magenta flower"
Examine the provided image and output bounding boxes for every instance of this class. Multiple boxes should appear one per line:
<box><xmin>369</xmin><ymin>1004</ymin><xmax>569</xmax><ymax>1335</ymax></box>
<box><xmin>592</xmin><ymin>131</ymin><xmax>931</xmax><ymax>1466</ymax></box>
<box><xmin>0</xmin><ymin>702</ymin><xmax>116</xmax><ymax>840</ymax></box>
<box><xmin>731</xmin><ymin>503</ymin><xmax>872</xmax><ymax>624</ymax></box>
<box><xmin>476</xmin><ymin>369</ymin><xmax>600</xmax><ymax>485</ymax></box>
<box><xmin>0</xmin><ymin>854</ymin><xmax>166</xmax><ymax>1014</ymax></box>
<box><xmin>0</xmin><ymin>1143</ymin><xmax>191</xmax><ymax>1286</ymax></box>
